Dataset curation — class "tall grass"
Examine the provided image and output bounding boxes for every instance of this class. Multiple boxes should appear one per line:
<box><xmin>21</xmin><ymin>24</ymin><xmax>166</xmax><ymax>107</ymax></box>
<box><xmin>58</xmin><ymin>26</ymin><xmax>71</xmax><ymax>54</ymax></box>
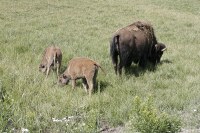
<box><xmin>1</xmin><ymin>0</ymin><xmax>200</xmax><ymax>132</ymax></box>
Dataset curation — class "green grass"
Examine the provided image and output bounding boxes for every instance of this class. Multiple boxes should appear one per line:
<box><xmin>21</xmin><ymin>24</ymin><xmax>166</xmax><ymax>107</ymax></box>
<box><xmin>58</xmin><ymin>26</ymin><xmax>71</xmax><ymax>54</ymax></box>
<box><xmin>1</xmin><ymin>0</ymin><xmax>200</xmax><ymax>132</ymax></box>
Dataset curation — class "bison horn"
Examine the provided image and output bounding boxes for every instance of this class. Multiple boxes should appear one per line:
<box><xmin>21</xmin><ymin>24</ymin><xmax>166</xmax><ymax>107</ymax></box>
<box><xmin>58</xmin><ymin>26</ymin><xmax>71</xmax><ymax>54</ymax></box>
<box><xmin>161</xmin><ymin>47</ymin><xmax>167</xmax><ymax>52</ymax></box>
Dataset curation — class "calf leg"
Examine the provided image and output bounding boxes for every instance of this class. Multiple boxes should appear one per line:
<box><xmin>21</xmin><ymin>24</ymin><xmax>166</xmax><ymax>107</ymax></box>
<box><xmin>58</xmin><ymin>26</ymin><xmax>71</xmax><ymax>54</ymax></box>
<box><xmin>87</xmin><ymin>80</ymin><xmax>94</xmax><ymax>97</ymax></box>
<box><xmin>82</xmin><ymin>78</ymin><xmax>89</xmax><ymax>93</ymax></box>
<box><xmin>56</xmin><ymin>61</ymin><xmax>60</xmax><ymax>76</ymax></box>
<box><xmin>46</xmin><ymin>66</ymin><xmax>50</xmax><ymax>78</ymax></box>
<box><xmin>86</xmin><ymin>70</ymin><xmax>98</xmax><ymax>96</ymax></box>
<box><xmin>71</xmin><ymin>79</ymin><xmax>76</xmax><ymax>89</ymax></box>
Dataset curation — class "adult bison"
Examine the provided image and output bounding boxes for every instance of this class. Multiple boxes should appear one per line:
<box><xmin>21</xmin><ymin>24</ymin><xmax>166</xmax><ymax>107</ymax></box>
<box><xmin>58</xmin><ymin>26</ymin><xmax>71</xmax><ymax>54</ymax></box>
<box><xmin>110</xmin><ymin>21</ymin><xmax>166</xmax><ymax>75</ymax></box>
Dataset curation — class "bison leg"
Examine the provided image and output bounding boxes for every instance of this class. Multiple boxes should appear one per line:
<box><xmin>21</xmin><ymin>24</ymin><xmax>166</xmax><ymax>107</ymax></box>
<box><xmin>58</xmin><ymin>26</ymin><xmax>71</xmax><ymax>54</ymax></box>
<box><xmin>139</xmin><ymin>55</ymin><xmax>147</xmax><ymax>68</ymax></box>
<box><xmin>86</xmin><ymin>70</ymin><xmax>98</xmax><ymax>96</ymax></box>
<box><xmin>114</xmin><ymin>64</ymin><xmax>118</xmax><ymax>75</ymax></box>
<box><xmin>112</xmin><ymin>54</ymin><xmax>118</xmax><ymax>75</ymax></box>
<box><xmin>118</xmin><ymin>61</ymin><xmax>123</xmax><ymax>76</ymax></box>
<box><xmin>71</xmin><ymin>79</ymin><xmax>76</xmax><ymax>89</ymax></box>
<box><xmin>86</xmin><ymin>79</ymin><xmax>94</xmax><ymax>97</ymax></box>
<box><xmin>119</xmin><ymin>60</ymin><xmax>131</xmax><ymax>75</ymax></box>
<box><xmin>118</xmin><ymin>53</ymin><xmax>130</xmax><ymax>75</ymax></box>
<box><xmin>56</xmin><ymin>61</ymin><xmax>60</xmax><ymax>76</ymax></box>
<box><xmin>46</xmin><ymin>66</ymin><xmax>50</xmax><ymax>78</ymax></box>
<box><xmin>88</xmin><ymin>82</ymin><xmax>93</xmax><ymax>96</ymax></box>
<box><xmin>82</xmin><ymin>78</ymin><xmax>89</xmax><ymax>93</ymax></box>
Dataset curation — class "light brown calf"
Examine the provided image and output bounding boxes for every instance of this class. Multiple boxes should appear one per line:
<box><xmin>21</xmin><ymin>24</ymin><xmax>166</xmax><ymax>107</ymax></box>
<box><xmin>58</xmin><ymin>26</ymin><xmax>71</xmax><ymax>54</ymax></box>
<box><xmin>39</xmin><ymin>46</ymin><xmax>62</xmax><ymax>77</ymax></box>
<box><xmin>58</xmin><ymin>57</ymin><xmax>104</xmax><ymax>96</ymax></box>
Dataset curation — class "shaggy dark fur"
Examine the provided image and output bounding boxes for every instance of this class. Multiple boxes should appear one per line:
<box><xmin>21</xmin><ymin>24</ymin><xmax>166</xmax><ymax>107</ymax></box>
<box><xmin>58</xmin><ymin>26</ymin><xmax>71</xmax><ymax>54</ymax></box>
<box><xmin>110</xmin><ymin>21</ymin><xmax>166</xmax><ymax>75</ymax></box>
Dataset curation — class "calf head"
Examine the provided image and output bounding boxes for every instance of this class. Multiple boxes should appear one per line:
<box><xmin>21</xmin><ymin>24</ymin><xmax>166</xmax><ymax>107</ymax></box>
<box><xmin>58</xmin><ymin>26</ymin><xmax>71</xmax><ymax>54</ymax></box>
<box><xmin>39</xmin><ymin>64</ymin><xmax>47</xmax><ymax>73</ymax></box>
<box><xmin>155</xmin><ymin>43</ymin><xmax>167</xmax><ymax>63</ymax></box>
<box><xmin>58</xmin><ymin>74</ymin><xmax>70</xmax><ymax>85</ymax></box>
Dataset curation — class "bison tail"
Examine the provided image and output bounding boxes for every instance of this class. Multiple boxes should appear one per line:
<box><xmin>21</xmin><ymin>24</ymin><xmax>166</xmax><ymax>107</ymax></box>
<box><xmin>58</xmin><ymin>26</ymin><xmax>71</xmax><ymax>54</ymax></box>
<box><xmin>110</xmin><ymin>35</ymin><xmax>119</xmax><ymax>55</ymax></box>
<box><xmin>94</xmin><ymin>63</ymin><xmax>106</xmax><ymax>75</ymax></box>
<box><xmin>99</xmin><ymin>65</ymin><xmax>106</xmax><ymax>75</ymax></box>
<box><xmin>110</xmin><ymin>35</ymin><xmax>120</xmax><ymax>75</ymax></box>
<box><xmin>110</xmin><ymin>35</ymin><xmax>120</xmax><ymax>62</ymax></box>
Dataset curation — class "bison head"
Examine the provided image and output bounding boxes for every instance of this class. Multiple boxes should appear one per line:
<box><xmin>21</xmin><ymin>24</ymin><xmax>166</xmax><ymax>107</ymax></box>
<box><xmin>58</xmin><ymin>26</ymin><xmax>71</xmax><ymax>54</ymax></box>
<box><xmin>58</xmin><ymin>74</ymin><xmax>70</xmax><ymax>85</ymax></box>
<box><xmin>150</xmin><ymin>43</ymin><xmax>167</xmax><ymax>64</ymax></box>
<box><xmin>39</xmin><ymin>64</ymin><xmax>47</xmax><ymax>73</ymax></box>
<box><xmin>155</xmin><ymin>43</ymin><xmax>167</xmax><ymax>63</ymax></box>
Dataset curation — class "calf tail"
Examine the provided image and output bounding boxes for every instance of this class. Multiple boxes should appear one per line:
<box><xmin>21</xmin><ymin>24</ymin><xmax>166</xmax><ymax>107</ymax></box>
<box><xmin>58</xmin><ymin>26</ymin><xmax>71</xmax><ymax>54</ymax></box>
<box><xmin>94</xmin><ymin>63</ymin><xmax>106</xmax><ymax>75</ymax></box>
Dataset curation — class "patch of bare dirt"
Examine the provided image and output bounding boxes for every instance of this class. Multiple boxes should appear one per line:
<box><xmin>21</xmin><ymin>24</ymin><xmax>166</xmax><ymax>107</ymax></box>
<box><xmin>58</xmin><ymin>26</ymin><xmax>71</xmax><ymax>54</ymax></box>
<box><xmin>180</xmin><ymin>128</ymin><xmax>200</xmax><ymax>133</ymax></box>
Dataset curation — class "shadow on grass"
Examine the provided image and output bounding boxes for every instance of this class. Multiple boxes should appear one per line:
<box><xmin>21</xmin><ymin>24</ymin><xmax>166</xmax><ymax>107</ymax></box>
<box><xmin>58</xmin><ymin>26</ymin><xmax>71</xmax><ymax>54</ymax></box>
<box><xmin>160</xmin><ymin>59</ymin><xmax>173</xmax><ymax>64</ymax></box>
<box><xmin>66</xmin><ymin>80</ymin><xmax>109</xmax><ymax>94</ymax></box>
<box><xmin>125</xmin><ymin>59</ymin><xmax>172</xmax><ymax>76</ymax></box>
<box><xmin>125</xmin><ymin>65</ymin><xmax>155</xmax><ymax>77</ymax></box>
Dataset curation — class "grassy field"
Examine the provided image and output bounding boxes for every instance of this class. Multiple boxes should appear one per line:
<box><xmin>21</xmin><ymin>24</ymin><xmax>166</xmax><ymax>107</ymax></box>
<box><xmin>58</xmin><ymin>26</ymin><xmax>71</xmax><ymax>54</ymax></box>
<box><xmin>0</xmin><ymin>0</ymin><xmax>200</xmax><ymax>132</ymax></box>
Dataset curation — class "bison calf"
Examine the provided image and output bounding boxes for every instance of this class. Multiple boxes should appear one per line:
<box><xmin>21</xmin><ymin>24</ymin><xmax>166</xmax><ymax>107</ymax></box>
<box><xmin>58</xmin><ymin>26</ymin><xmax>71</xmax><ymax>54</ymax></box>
<box><xmin>58</xmin><ymin>57</ymin><xmax>104</xmax><ymax>96</ymax></box>
<box><xmin>39</xmin><ymin>46</ymin><xmax>62</xmax><ymax>77</ymax></box>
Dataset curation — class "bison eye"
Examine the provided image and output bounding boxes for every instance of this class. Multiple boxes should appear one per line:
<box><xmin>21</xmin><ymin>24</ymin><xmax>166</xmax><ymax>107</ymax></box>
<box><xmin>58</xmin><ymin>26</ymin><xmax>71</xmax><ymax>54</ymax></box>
<box><xmin>63</xmin><ymin>74</ymin><xmax>67</xmax><ymax>79</ymax></box>
<box><xmin>40</xmin><ymin>65</ymin><xmax>45</xmax><ymax>68</ymax></box>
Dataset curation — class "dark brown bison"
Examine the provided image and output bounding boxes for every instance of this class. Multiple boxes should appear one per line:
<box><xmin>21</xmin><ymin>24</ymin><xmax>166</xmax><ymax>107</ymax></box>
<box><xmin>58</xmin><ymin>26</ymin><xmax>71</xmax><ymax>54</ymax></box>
<box><xmin>110</xmin><ymin>21</ymin><xmax>166</xmax><ymax>75</ymax></box>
